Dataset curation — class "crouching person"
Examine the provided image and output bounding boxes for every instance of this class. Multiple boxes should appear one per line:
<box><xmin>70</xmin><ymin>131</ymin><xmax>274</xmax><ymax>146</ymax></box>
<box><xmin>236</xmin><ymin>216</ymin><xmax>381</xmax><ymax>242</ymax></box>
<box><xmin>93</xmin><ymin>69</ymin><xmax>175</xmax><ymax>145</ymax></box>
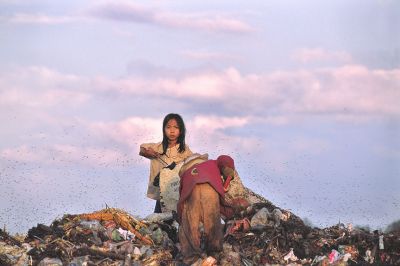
<box><xmin>177</xmin><ymin>154</ymin><xmax>235</xmax><ymax>265</ymax></box>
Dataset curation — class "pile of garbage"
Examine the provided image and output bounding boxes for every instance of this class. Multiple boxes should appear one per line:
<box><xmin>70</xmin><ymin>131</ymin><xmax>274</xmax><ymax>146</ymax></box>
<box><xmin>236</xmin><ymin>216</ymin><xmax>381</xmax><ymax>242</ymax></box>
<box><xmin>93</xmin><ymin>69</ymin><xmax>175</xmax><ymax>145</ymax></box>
<box><xmin>221</xmin><ymin>201</ymin><xmax>400</xmax><ymax>265</ymax></box>
<box><xmin>1</xmin><ymin>202</ymin><xmax>399</xmax><ymax>266</ymax></box>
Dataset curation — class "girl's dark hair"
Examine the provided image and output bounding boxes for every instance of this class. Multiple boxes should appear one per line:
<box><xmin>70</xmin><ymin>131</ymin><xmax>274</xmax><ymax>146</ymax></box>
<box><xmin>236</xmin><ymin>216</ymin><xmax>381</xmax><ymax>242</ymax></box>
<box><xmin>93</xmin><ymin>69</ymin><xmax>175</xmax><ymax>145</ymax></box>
<box><xmin>162</xmin><ymin>113</ymin><xmax>187</xmax><ymax>154</ymax></box>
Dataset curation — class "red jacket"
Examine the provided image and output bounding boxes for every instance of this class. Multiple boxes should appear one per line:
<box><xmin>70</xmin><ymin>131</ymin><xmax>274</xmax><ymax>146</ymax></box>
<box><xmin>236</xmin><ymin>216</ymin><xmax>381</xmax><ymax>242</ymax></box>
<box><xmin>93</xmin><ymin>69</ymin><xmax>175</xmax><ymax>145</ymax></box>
<box><xmin>177</xmin><ymin>160</ymin><xmax>225</xmax><ymax>222</ymax></box>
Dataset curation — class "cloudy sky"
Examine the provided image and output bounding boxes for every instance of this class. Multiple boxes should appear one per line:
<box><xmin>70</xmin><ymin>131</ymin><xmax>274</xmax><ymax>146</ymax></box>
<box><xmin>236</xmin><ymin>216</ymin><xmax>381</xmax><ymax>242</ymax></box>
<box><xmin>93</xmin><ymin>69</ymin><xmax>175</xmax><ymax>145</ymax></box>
<box><xmin>1</xmin><ymin>0</ymin><xmax>399</xmax><ymax>234</ymax></box>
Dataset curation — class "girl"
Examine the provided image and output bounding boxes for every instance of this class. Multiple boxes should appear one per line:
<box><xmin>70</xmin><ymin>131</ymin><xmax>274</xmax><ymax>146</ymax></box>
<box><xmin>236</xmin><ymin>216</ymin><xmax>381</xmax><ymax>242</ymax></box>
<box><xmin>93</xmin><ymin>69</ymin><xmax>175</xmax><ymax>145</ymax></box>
<box><xmin>139</xmin><ymin>113</ymin><xmax>192</xmax><ymax>213</ymax></box>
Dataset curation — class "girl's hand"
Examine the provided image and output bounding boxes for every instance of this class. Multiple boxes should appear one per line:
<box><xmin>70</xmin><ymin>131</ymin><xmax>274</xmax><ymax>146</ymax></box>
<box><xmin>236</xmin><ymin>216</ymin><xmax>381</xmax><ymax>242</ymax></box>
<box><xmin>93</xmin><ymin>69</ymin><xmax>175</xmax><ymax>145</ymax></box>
<box><xmin>140</xmin><ymin>147</ymin><xmax>160</xmax><ymax>159</ymax></box>
<box><xmin>147</xmin><ymin>147</ymin><xmax>160</xmax><ymax>158</ymax></box>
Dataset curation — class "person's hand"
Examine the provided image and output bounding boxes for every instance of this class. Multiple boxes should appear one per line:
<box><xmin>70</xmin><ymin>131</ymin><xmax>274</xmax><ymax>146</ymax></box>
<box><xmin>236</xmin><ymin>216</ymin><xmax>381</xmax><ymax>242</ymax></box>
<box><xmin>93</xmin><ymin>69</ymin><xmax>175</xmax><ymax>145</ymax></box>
<box><xmin>222</xmin><ymin>166</ymin><xmax>235</xmax><ymax>179</ymax></box>
<box><xmin>145</xmin><ymin>147</ymin><xmax>160</xmax><ymax>158</ymax></box>
<box><xmin>140</xmin><ymin>147</ymin><xmax>160</xmax><ymax>159</ymax></box>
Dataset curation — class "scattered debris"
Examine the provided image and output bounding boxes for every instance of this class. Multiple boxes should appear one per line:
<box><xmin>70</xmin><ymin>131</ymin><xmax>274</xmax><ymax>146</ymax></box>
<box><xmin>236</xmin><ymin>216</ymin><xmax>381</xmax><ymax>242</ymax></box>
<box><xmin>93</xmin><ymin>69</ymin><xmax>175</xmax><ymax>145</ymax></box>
<box><xmin>1</xmin><ymin>200</ymin><xmax>399</xmax><ymax>265</ymax></box>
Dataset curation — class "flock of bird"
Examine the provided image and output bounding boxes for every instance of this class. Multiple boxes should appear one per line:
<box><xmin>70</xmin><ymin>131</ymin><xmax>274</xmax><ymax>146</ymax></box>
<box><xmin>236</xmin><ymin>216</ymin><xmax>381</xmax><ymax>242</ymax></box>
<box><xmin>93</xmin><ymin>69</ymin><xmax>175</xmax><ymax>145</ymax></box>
<box><xmin>1</xmin><ymin>127</ymin><xmax>398</xmax><ymax>234</ymax></box>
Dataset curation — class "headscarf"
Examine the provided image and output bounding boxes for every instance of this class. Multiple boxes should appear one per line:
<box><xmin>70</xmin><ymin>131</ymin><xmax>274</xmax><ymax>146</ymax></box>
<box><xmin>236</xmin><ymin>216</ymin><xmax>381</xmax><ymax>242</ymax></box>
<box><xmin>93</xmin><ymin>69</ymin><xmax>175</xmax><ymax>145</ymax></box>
<box><xmin>216</xmin><ymin>155</ymin><xmax>235</xmax><ymax>171</ymax></box>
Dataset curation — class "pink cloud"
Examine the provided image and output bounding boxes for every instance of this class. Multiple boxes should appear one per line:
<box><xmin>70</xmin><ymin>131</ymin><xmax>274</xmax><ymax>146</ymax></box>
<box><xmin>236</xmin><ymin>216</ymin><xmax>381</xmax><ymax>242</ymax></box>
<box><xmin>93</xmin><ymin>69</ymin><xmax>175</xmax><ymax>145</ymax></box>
<box><xmin>0</xmin><ymin>66</ymin><xmax>90</xmax><ymax>107</ymax></box>
<box><xmin>3</xmin><ymin>3</ymin><xmax>254</xmax><ymax>33</ymax></box>
<box><xmin>92</xmin><ymin>67</ymin><xmax>258</xmax><ymax>100</ymax></box>
<box><xmin>2</xmin><ymin>64</ymin><xmax>399</xmax><ymax>129</ymax></box>
<box><xmin>88</xmin><ymin>2</ymin><xmax>253</xmax><ymax>33</ymax></box>
<box><xmin>91</xmin><ymin>64</ymin><xmax>400</xmax><ymax>118</ymax></box>
<box><xmin>157</xmin><ymin>12</ymin><xmax>253</xmax><ymax>33</ymax></box>
<box><xmin>191</xmin><ymin>115</ymin><xmax>249</xmax><ymax>131</ymax></box>
<box><xmin>0</xmin><ymin>145</ymin><xmax>47</xmax><ymax>163</ymax></box>
<box><xmin>307</xmin><ymin>66</ymin><xmax>400</xmax><ymax>115</ymax></box>
<box><xmin>88</xmin><ymin>117</ymin><xmax>162</xmax><ymax>149</ymax></box>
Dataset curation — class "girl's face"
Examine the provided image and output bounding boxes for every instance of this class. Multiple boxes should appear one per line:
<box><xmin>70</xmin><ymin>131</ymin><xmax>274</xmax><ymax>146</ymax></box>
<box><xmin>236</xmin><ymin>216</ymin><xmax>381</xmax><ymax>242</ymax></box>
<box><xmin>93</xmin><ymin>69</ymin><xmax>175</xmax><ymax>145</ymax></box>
<box><xmin>164</xmin><ymin>119</ymin><xmax>180</xmax><ymax>143</ymax></box>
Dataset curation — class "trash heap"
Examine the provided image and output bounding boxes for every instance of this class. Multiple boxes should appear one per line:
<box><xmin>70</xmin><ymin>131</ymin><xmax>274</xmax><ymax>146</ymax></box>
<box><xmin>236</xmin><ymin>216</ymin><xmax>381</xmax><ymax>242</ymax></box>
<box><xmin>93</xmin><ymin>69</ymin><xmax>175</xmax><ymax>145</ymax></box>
<box><xmin>1</xmin><ymin>208</ymin><xmax>179</xmax><ymax>266</ymax></box>
<box><xmin>1</xmin><ymin>202</ymin><xmax>399</xmax><ymax>266</ymax></box>
<box><xmin>220</xmin><ymin>201</ymin><xmax>400</xmax><ymax>265</ymax></box>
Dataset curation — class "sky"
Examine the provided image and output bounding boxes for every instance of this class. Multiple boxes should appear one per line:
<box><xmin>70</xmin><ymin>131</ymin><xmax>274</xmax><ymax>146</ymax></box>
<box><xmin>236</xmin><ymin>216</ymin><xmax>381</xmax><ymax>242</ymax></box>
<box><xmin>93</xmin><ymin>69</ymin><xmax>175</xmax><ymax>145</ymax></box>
<box><xmin>0</xmin><ymin>0</ymin><xmax>399</xmax><ymax>234</ymax></box>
